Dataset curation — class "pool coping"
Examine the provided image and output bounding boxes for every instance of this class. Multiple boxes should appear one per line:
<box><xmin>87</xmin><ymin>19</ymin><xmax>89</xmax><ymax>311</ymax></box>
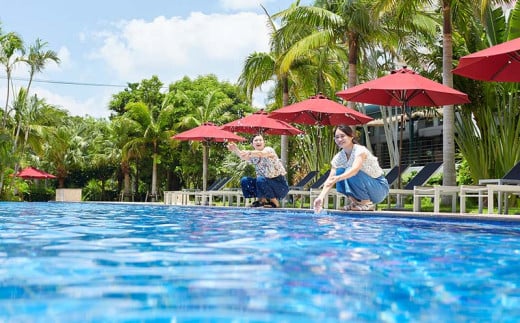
<box><xmin>100</xmin><ymin>201</ymin><xmax>520</xmax><ymax>223</ymax></box>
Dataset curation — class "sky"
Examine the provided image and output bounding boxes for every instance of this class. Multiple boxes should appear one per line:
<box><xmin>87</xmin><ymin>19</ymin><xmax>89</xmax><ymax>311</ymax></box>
<box><xmin>0</xmin><ymin>0</ymin><xmax>312</xmax><ymax>119</ymax></box>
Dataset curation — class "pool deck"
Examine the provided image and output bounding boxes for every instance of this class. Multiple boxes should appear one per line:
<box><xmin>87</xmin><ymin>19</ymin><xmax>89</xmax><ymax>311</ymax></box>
<box><xmin>107</xmin><ymin>201</ymin><xmax>520</xmax><ymax>222</ymax></box>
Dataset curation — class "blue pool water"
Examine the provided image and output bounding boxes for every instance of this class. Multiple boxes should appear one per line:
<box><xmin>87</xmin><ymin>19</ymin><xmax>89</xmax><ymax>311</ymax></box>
<box><xmin>0</xmin><ymin>202</ymin><xmax>519</xmax><ymax>322</ymax></box>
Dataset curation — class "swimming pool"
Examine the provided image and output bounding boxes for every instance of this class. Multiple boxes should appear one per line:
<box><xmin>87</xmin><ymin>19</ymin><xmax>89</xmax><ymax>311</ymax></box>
<box><xmin>0</xmin><ymin>202</ymin><xmax>519</xmax><ymax>322</ymax></box>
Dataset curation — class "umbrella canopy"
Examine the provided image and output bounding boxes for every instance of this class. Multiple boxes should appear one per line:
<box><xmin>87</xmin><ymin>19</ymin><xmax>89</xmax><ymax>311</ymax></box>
<box><xmin>172</xmin><ymin>122</ymin><xmax>246</xmax><ymax>143</ymax></box>
<box><xmin>268</xmin><ymin>93</ymin><xmax>373</xmax><ymax>126</ymax></box>
<box><xmin>336</xmin><ymin>67</ymin><xmax>470</xmax><ymax>107</ymax></box>
<box><xmin>171</xmin><ymin>122</ymin><xmax>246</xmax><ymax>191</ymax></box>
<box><xmin>452</xmin><ymin>37</ymin><xmax>520</xmax><ymax>82</ymax></box>
<box><xmin>336</xmin><ymin>67</ymin><xmax>470</xmax><ymax>191</ymax></box>
<box><xmin>15</xmin><ymin>166</ymin><xmax>56</xmax><ymax>179</ymax></box>
<box><xmin>221</xmin><ymin>109</ymin><xmax>304</xmax><ymax>136</ymax></box>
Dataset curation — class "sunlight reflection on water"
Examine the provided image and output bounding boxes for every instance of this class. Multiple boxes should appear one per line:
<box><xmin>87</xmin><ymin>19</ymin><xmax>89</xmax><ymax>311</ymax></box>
<box><xmin>0</xmin><ymin>202</ymin><xmax>519</xmax><ymax>322</ymax></box>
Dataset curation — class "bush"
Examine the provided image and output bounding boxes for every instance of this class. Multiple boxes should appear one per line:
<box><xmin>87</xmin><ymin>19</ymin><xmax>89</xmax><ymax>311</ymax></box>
<box><xmin>23</xmin><ymin>186</ymin><xmax>54</xmax><ymax>202</ymax></box>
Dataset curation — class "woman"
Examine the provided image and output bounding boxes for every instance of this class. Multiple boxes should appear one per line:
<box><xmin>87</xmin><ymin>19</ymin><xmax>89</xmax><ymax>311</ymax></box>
<box><xmin>227</xmin><ymin>135</ymin><xmax>289</xmax><ymax>208</ymax></box>
<box><xmin>314</xmin><ymin>125</ymin><xmax>389</xmax><ymax>213</ymax></box>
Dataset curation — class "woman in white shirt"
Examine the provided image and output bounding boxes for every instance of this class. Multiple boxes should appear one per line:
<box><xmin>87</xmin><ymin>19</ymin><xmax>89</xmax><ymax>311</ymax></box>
<box><xmin>314</xmin><ymin>125</ymin><xmax>389</xmax><ymax>213</ymax></box>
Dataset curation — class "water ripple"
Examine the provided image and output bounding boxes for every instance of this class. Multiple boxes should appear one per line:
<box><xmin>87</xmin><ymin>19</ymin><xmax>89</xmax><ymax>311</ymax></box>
<box><xmin>1</xmin><ymin>202</ymin><xmax>519</xmax><ymax>322</ymax></box>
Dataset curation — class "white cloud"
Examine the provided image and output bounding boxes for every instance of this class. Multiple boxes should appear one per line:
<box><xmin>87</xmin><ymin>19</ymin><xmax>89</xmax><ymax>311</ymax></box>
<box><xmin>0</xmin><ymin>83</ymin><xmax>110</xmax><ymax>119</ymax></box>
<box><xmin>219</xmin><ymin>0</ymin><xmax>276</xmax><ymax>11</ymax></box>
<box><xmin>2</xmin><ymin>10</ymin><xmax>276</xmax><ymax>119</ymax></box>
<box><xmin>31</xmin><ymin>86</ymin><xmax>111</xmax><ymax>119</ymax></box>
<box><xmin>93</xmin><ymin>11</ymin><xmax>271</xmax><ymax>84</ymax></box>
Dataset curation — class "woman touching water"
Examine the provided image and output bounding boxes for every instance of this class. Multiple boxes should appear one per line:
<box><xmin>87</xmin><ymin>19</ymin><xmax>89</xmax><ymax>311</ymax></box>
<box><xmin>313</xmin><ymin>125</ymin><xmax>389</xmax><ymax>213</ymax></box>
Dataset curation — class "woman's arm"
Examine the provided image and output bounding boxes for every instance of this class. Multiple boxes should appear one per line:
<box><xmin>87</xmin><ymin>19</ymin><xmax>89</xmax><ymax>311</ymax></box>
<box><xmin>313</xmin><ymin>150</ymin><xmax>368</xmax><ymax>213</ymax></box>
<box><xmin>227</xmin><ymin>142</ymin><xmax>250</xmax><ymax>160</ymax></box>
<box><xmin>313</xmin><ymin>167</ymin><xmax>336</xmax><ymax>213</ymax></box>
<box><xmin>329</xmin><ymin>151</ymin><xmax>367</xmax><ymax>183</ymax></box>
<box><xmin>249</xmin><ymin>147</ymin><xmax>277</xmax><ymax>158</ymax></box>
<box><xmin>227</xmin><ymin>143</ymin><xmax>276</xmax><ymax>161</ymax></box>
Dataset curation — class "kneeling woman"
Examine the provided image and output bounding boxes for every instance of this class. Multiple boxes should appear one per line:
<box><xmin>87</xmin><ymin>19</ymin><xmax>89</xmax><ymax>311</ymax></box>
<box><xmin>314</xmin><ymin>125</ymin><xmax>389</xmax><ymax>213</ymax></box>
<box><xmin>227</xmin><ymin>135</ymin><xmax>289</xmax><ymax>208</ymax></box>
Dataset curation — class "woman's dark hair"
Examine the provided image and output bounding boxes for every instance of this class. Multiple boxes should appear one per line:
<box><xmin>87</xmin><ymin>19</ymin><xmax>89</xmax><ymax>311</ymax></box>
<box><xmin>335</xmin><ymin>125</ymin><xmax>359</xmax><ymax>144</ymax></box>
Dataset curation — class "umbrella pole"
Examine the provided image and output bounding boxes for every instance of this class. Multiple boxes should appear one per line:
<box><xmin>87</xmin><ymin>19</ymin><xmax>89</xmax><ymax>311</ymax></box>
<box><xmin>394</xmin><ymin>104</ymin><xmax>407</xmax><ymax>210</ymax></box>
<box><xmin>202</xmin><ymin>143</ymin><xmax>208</xmax><ymax>205</ymax></box>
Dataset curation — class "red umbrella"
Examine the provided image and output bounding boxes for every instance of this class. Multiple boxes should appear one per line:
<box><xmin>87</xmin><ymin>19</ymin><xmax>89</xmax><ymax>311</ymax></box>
<box><xmin>220</xmin><ymin>109</ymin><xmax>304</xmax><ymax>135</ymax></box>
<box><xmin>337</xmin><ymin>67</ymin><xmax>470</xmax><ymax>107</ymax></box>
<box><xmin>268</xmin><ymin>93</ymin><xmax>373</xmax><ymax>126</ymax></box>
<box><xmin>172</xmin><ymin>122</ymin><xmax>246</xmax><ymax>191</ymax></box>
<box><xmin>15</xmin><ymin>166</ymin><xmax>56</xmax><ymax>179</ymax></box>
<box><xmin>336</xmin><ymin>67</ymin><xmax>470</xmax><ymax>190</ymax></box>
<box><xmin>453</xmin><ymin>37</ymin><xmax>520</xmax><ymax>82</ymax></box>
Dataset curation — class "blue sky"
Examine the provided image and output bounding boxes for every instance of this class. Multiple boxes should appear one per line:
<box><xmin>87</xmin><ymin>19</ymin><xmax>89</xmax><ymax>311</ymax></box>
<box><xmin>1</xmin><ymin>0</ymin><xmax>312</xmax><ymax>118</ymax></box>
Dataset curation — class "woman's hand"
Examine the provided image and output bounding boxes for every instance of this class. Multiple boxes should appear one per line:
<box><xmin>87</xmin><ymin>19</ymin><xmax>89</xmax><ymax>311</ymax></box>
<box><xmin>313</xmin><ymin>197</ymin><xmax>323</xmax><ymax>213</ymax></box>
<box><xmin>238</xmin><ymin>150</ymin><xmax>250</xmax><ymax>159</ymax></box>
<box><xmin>227</xmin><ymin>142</ymin><xmax>237</xmax><ymax>152</ymax></box>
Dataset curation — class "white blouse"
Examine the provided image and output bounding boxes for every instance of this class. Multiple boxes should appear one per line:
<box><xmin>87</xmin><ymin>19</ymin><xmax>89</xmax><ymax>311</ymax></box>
<box><xmin>331</xmin><ymin>144</ymin><xmax>384</xmax><ymax>178</ymax></box>
<box><xmin>249</xmin><ymin>147</ymin><xmax>287</xmax><ymax>178</ymax></box>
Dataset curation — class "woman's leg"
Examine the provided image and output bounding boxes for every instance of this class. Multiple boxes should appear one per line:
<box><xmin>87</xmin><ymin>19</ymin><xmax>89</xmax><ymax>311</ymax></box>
<box><xmin>335</xmin><ymin>168</ymin><xmax>389</xmax><ymax>204</ymax></box>
<box><xmin>240</xmin><ymin>177</ymin><xmax>257</xmax><ymax>198</ymax></box>
<box><xmin>256</xmin><ymin>176</ymin><xmax>289</xmax><ymax>207</ymax></box>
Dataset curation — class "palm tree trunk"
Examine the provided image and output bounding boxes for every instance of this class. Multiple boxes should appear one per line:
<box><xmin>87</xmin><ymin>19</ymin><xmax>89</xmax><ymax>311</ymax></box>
<box><xmin>123</xmin><ymin>165</ymin><xmax>132</xmax><ymax>201</ymax></box>
<box><xmin>442</xmin><ymin>1</ymin><xmax>456</xmax><ymax>188</ymax></box>
<box><xmin>347</xmin><ymin>33</ymin><xmax>359</xmax><ymax>109</ymax></box>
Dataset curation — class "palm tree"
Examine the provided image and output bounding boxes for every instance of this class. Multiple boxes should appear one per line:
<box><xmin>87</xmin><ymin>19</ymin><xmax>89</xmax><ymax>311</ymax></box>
<box><xmin>238</xmin><ymin>3</ymin><xmax>310</xmax><ymax>168</ymax></box>
<box><xmin>43</xmin><ymin>117</ymin><xmax>87</xmax><ymax>188</ymax></box>
<box><xmin>274</xmin><ymin>1</ymin><xmax>377</xmax><ymax>94</ymax></box>
<box><xmin>122</xmin><ymin>98</ymin><xmax>175</xmax><ymax>201</ymax></box>
<box><xmin>24</xmin><ymin>38</ymin><xmax>60</xmax><ymax>95</ymax></box>
<box><xmin>0</xmin><ymin>31</ymin><xmax>24</xmax><ymax>129</ymax></box>
<box><xmin>176</xmin><ymin>91</ymin><xmax>233</xmax><ymax>191</ymax></box>
<box><xmin>377</xmin><ymin>0</ymin><xmax>515</xmax><ymax>189</ymax></box>
<box><xmin>455</xmin><ymin>2</ymin><xmax>520</xmax><ymax>182</ymax></box>
<box><xmin>111</xmin><ymin>115</ymin><xmax>141</xmax><ymax>201</ymax></box>
<box><xmin>272</xmin><ymin>0</ymin><xmax>437</xmax><ymax>161</ymax></box>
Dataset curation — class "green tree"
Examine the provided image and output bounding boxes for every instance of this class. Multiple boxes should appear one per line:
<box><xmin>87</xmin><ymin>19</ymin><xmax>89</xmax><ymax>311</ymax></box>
<box><xmin>42</xmin><ymin>113</ymin><xmax>86</xmax><ymax>188</ymax></box>
<box><xmin>111</xmin><ymin>115</ymin><xmax>141</xmax><ymax>201</ymax></box>
<box><xmin>176</xmin><ymin>91</ymin><xmax>233</xmax><ymax>191</ymax></box>
<box><xmin>82</xmin><ymin>117</ymin><xmax>120</xmax><ymax>200</ymax></box>
<box><xmin>168</xmin><ymin>75</ymin><xmax>252</xmax><ymax>190</ymax></box>
<box><xmin>377</xmin><ymin>0</ymin><xmax>515</xmax><ymax>191</ymax></box>
<box><xmin>0</xmin><ymin>31</ymin><xmax>24</xmax><ymax>128</ymax></box>
<box><xmin>24</xmin><ymin>38</ymin><xmax>60</xmax><ymax>95</ymax></box>
<box><xmin>237</xmin><ymin>3</ymin><xmax>312</xmax><ymax>168</ymax></box>
<box><xmin>455</xmin><ymin>2</ymin><xmax>520</xmax><ymax>182</ymax></box>
<box><xmin>121</xmin><ymin>98</ymin><xmax>174</xmax><ymax>201</ymax></box>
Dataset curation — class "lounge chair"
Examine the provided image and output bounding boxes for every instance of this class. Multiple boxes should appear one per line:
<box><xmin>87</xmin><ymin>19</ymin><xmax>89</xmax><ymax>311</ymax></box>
<box><xmin>164</xmin><ymin>177</ymin><xmax>232</xmax><ymax>205</ymax></box>
<box><xmin>478</xmin><ymin>160</ymin><xmax>520</xmax><ymax>186</ymax></box>
<box><xmin>460</xmin><ymin>160</ymin><xmax>520</xmax><ymax>214</ymax></box>
<box><xmin>385</xmin><ymin>161</ymin><xmax>443</xmax><ymax>209</ymax></box>
<box><xmin>485</xmin><ymin>184</ymin><xmax>520</xmax><ymax>214</ymax></box>
<box><xmin>283</xmin><ymin>171</ymin><xmax>319</xmax><ymax>206</ymax></box>
<box><xmin>290</xmin><ymin>171</ymin><xmax>319</xmax><ymax>190</ymax></box>
<box><xmin>194</xmin><ymin>177</ymin><xmax>233</xmax><ymax>205</ymax></box>
<box><xmin>283</xmin><ymin>170</ymin><xmax>330</xmax><ymax>208</ymax></box>
<box><xmin>385</xmin><ymin>164</ymin><xmax>410</xmax><ymax>188</ymax></box>
<box><xmin>459</xmin><ymin>185</ymin><xmax>488</xmax><ymax>214</ymax></box>
<box><xmin>413</xmin><ymin>185</ymin><xmax>459</xmax><ymax>213</ymax></box>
